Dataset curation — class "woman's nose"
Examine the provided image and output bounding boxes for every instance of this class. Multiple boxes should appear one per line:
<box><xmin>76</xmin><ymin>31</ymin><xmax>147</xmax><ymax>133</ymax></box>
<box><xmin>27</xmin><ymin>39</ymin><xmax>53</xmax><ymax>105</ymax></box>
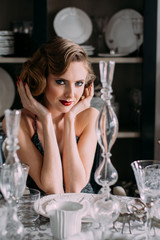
<box><xmin>64</xmin><ymin>85</ymin><xmax>74</xmax><ymax>98</ymax></box>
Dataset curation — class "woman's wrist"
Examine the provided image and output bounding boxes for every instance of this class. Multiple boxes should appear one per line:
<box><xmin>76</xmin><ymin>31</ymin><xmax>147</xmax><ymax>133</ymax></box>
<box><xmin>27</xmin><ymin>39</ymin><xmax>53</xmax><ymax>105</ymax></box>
<box><xmin>41</xmin><ymin>112</ymin><xmax>53</xmax><ymax>128</ymax></box>
<box><xmin>64</xmin><ymin>112</ymin><xmax>76</xmax><ymax>123</ymax></box>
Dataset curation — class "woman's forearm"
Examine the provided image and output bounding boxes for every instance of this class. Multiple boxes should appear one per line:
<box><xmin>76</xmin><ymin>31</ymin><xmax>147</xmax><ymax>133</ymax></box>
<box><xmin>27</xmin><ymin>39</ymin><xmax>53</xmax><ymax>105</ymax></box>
<box><xmin>63</xmin><ymin>116</ymin><xmax>87</xmax><ymax>193</ymax></box>
<box><xmin>41</xmin><ymin>115</ymin><xmax>64</xmax><ymax>193</ymax></box>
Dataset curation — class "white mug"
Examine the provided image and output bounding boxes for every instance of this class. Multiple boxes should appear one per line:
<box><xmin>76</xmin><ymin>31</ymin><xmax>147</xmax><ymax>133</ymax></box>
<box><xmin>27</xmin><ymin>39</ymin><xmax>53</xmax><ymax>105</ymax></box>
<box><xmin>49</xmin><ymin>200</ymin><xmax>88</xmax><ymax>239</ymax></box>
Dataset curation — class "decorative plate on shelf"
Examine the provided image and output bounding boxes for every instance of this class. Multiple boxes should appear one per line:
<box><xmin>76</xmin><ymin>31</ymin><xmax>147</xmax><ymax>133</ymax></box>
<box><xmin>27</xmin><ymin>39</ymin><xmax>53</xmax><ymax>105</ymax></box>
<box><xmin>0</xmin><ymin>67</ymin><xmax>15</xmax><ymax>117</ymax></box>
<box><xmin>105</xmin><ymin>9</ymin><xmax>143</xmax><ymax>55</ymax></box>
<box><xmin>53</xmin><ymin>7</ymin><xmax>93</xmax><ymax>44</ymax></box>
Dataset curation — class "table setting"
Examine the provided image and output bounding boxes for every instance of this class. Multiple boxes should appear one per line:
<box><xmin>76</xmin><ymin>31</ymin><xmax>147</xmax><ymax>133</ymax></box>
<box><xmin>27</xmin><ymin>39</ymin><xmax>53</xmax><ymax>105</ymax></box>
<box><xmin>0</xmin><ymin>191</ymin><xmax>157</xmax><ymax>240</ymax></box>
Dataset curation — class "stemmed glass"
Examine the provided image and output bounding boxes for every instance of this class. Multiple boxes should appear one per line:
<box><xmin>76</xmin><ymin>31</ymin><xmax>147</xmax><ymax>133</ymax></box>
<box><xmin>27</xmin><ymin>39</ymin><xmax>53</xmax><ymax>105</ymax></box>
<box><xmin>93</xmin><ymin>61</ymin><xmax>120</xmax><ymax>230</ymax></box>
<box><xmin>0</xmin><ymin>109</ymin><xmax>28</xmax><ymax>239</ymax></box>
<box><xmin>131</xmin><ymin>18</ymin><xmax>143</xmax><ymax>56</ymax></box>
<box><xmin>131</xmin><ymin>160</ymin><xmax>160</xmax><ymax>240</ymax></box>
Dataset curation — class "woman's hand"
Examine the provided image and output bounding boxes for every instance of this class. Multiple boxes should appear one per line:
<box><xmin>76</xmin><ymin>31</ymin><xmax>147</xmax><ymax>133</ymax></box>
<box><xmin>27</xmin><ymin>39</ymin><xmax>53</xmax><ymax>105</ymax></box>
<box><xmin>17</xmin><ymin>79</ymin><xmax>50</xmax><ymax>121</ymax></box>
<box><xmin>65</xmin><ymin>83</ymin><xmax>94</xmax><ymax>119</ymax></box>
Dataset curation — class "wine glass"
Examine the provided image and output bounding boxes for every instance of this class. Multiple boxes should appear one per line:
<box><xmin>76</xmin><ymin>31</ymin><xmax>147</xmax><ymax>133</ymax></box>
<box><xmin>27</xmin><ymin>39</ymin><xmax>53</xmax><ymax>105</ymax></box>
<box><xmin>131</xmin><ymin>18</ymin><xmax>143</xmax><ymax>56</ymax></box>
<box><xmin>131</xmin><ymin>160</ymin><xmax>160</xmax><ymax>240</ymax></box>
<box><xmin>93</xmin><ymin>194</ymin><xmax>120</xmax><ymax>231</ymax></box>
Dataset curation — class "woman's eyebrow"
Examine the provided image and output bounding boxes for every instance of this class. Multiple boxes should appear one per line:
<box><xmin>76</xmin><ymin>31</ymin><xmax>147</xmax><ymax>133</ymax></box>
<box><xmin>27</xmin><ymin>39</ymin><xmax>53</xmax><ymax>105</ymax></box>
<box><xmin>55</xmin><ymin>77</ymin><xmax>85</xmax><ymax>82</ymax></box>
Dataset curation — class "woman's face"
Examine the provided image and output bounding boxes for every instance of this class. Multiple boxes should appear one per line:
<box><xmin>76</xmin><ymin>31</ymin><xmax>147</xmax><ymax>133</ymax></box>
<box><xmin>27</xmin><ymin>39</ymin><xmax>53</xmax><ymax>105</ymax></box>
<box><xmin>44</xmin><ymin>61</ymin><xmax>88</xmax><ymax>113</ymax></box>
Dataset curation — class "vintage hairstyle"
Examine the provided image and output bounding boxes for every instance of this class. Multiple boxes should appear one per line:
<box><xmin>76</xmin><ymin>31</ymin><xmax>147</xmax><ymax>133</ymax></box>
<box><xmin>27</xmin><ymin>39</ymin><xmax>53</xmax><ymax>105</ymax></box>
<box><xmin>20</xmin><ymin>36</ymin><xmax>95</xmax><ymax>100</ymax></box>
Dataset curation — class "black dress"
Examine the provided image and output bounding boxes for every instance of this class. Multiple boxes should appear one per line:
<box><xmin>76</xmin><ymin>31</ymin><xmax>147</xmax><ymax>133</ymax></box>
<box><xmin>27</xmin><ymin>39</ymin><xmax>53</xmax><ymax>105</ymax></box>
<box><xmin>1</xmin><ymin>115</ymin><xmax>101</xmax><ymax>194</ymax></box>
<box><xmin>28</xmin><ymin>116</ymin><xmax>101</xmax><ymax>194</ymax></box>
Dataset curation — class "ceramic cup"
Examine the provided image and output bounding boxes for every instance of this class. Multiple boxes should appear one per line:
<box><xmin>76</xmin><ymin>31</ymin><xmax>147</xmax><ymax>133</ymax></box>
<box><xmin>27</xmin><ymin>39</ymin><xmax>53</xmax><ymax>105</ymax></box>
<box><xmin>18</xmin><ymin>188</ymin><xmax>40</xmax><ymax>226</ymax></box>
<box><xmin>49</xmin><ymin>200</ymin><xmax>88</xmax><ymax>239</ymax></box>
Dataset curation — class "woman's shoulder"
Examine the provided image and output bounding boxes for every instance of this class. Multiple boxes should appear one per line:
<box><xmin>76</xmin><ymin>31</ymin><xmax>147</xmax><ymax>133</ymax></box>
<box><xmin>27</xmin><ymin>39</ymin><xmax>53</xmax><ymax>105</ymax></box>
<box><xmin>2</xmin><ymin>109</ymin><xmax>35</xmax><ymax>136</ymax></box>
<box><xmin>79</xmin><ymin>107</ymin><xmax>99</xmax><ymax>120</ymax></box>
<box><xmin>75</xmin><ymin>107</ymin><xmax>99</xmax><ymax>135</ymax></box>
<box><xmin>19</xmin><ymin>109</ymin><xmax>35</xmax><ymax>136</ymax></box>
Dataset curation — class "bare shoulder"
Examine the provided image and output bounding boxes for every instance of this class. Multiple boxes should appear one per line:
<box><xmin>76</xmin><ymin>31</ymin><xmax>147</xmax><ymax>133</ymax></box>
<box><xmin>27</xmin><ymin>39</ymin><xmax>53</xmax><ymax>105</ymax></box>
<box><xmin>75</xmin><ymin>107</ymin><xmax>99</xmax><ymax>135</ymax></box>
<box><xmin>78</xmin><ymin>107</ymin><xmax>99</xmax><ymax>121</ymax></box>
<box><xmin>19</xmin><ymin>109</ymin><xmax>35</xmax><ymax>137</ymax></box>
<box><xmin>2</xmin><ymin>109</ymin><xmax>34</xmax><ymax>137</ymax></box>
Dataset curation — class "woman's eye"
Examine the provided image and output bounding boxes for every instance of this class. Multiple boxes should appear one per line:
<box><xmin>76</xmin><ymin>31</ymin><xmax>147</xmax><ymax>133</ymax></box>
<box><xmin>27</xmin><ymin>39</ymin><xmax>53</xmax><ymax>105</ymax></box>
<box><xmin>75</xmin><ymin>81</ymin><xmax>84</xmax><ymax>87</ymax></box>
<box><xmin>56</xmin><ymin>80</ymin><xmax>65</xmax><ymax>85</ymax></box>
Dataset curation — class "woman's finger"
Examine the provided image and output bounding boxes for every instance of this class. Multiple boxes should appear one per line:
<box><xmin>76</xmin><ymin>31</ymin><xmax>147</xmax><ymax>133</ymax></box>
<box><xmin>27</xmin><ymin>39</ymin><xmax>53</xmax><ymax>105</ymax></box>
<box><xmin>25</xmin><ymin>83</ymin><xmax>35</xmax><ymax>102</ymax></box>
<box><xmin>88</xmin><ymin>83</ymin><xmax>94</xmax><ymax>97</ymax></box>
<box><xmin>17</xmin><ymin>80</ymin><xmax>29</xmax><ymax>104</ymax></box>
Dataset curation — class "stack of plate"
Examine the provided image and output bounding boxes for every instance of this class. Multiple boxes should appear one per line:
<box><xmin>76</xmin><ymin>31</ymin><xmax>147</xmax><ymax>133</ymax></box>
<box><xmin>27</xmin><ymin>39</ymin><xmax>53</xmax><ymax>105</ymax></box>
<box><xmin>0</xmin><ymin>31</ymin><xmax>14</xmax><ymax>56</ymax></box>
<box><xmin>81</xmin><ymin>45</ymin><xmax>95</xmax><ymax>56</ymax></box>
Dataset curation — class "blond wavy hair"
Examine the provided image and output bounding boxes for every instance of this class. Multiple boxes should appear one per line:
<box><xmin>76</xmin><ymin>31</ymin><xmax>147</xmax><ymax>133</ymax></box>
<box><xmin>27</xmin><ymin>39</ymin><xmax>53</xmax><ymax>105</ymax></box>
<box><xmin>20</xmin><ymin>37</ymin><xmax>95</xmax><ymax>101</ymax></box>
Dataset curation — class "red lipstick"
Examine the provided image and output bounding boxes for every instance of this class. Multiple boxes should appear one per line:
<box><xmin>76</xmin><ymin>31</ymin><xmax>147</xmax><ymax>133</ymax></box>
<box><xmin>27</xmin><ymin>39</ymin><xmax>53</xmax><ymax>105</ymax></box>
<box><xmin>60</xmin><ymin>100</ymin><xmax>72</xmax><ymax>106</ymax></box>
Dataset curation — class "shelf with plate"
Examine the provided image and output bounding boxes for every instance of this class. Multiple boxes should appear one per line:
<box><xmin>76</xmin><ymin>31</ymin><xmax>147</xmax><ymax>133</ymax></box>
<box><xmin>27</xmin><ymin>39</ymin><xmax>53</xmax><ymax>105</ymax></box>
<box><xmin>118</xmin><ymin>131</ymin><xmax>140</xmax><ymax>138</ymax></box>
<box><xmin>89</xmin><ymin>57</ymin><xmax>142</xmax><ymax>64</ymax></box>
<box><xmin>0</xmin><ymin>57</ymin><xmax>28</xmax><ymax>64</ymax></box>
<box><xmin>0</xmin><ymin>56</ymin><xmax>143</xmax><ymax>64</ymax></box>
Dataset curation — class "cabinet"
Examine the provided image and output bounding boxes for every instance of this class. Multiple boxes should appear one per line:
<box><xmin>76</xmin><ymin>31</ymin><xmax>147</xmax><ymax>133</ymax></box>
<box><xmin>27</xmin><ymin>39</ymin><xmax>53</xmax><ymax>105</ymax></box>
<box><xmin>0</xmin><ymin>0</ymin><xmax>158</xmax><ymax>190</ymax></box>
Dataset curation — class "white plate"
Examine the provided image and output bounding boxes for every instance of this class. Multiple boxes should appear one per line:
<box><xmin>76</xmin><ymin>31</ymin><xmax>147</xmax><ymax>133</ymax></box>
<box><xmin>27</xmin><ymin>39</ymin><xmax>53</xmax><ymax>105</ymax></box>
<box><xmin>34</xmin><ymin>193</ymin><xmax>102</xmax><ymax>222</ymax></box>
<box><xmin>0</xmin><ymin>67</ymin><xmax>15</xmax><ymax>117</ymax></box>
<box><xmin>53</xmin><ymin>7</ymin><xmax>93</xmax><ymax>44</ymax></box>
<box><xmin>105</xmin><ymin>9</ymin><xmax>143</xmax><ymax>54</ymax></box>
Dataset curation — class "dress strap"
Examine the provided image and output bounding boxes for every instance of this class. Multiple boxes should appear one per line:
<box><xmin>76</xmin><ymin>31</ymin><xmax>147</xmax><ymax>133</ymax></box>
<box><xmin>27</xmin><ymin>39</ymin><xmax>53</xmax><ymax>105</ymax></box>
<box><xmin>34</xmin><ymin>115</ymin><xmax>38</xmax><ymax>133</ymax></box>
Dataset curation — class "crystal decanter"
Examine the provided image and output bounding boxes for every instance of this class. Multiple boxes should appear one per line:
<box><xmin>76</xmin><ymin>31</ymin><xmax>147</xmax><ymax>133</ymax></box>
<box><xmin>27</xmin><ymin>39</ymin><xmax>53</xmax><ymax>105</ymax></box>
<box><xmin>0</xmin><ymin>109</ymin><xmax>26</xmax><ymax>239</ymax></box>
<box><xmin>93</xmin><ymin>61</ymin><xmax>120</xmax><ymax>231</ymax></box>
<box><xmin>95</xmin><ymin>60</ymin><xmax>119</xmax><ymax>194</ymax></box>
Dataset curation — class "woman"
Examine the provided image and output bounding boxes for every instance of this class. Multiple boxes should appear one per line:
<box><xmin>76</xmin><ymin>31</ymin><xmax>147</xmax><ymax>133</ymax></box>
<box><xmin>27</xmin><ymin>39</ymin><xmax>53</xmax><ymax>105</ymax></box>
<box><xmin>3</xmin><ymin>37</ymin><xmax>100</xmax><ymax>194</ymax></box>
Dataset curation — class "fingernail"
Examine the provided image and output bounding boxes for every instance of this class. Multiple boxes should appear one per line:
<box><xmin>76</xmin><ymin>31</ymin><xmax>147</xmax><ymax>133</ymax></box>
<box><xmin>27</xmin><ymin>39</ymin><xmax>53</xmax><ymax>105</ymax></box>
<box><xmin>17</xmin><ymin>76</ymin><xmax>21</xmax><ymax>82</ymax></box>
<box><xmin>24</xmin><ymin>82</ymin><xmax>27</xmax><ymax>86</ymax></box>
<box><xmin>16</xmin><ymin>81</ymin><xmax>18</xmax><ymax>85</ymax></box>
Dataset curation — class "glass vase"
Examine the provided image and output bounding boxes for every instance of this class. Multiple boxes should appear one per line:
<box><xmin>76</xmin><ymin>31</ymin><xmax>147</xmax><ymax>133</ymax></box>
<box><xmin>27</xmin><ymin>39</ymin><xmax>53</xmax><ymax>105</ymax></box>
<box><xmin>0</xmin><ymin>109</ymin><xmax>27</xmax><ymax>240</ymax></box>
<box><xmin>95</xmin><ymin>60</ymin><xmax>119</xmax><ymax>195</ymax></box>
<box><xmin>94</xmin><ymin>61</ymin><xmax>120</xmax><ymax>230</ymax></box>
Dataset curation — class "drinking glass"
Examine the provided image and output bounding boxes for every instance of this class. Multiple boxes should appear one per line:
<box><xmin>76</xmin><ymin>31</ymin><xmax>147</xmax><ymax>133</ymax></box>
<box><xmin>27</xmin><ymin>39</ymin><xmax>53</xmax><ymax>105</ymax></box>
<box><xmin>18</xmin><ymin>188</ymin><xmax>40</xmax><ymax>226</ymax></box>
<box><xmin>93</xmin><ymin>195</ymin><xmax>120</xmax><ymax>231</ymax></box>
<box><xmin>131</xmin><ymin>160</ymin><xmax>160</xmax><ymax>240</ymax></box>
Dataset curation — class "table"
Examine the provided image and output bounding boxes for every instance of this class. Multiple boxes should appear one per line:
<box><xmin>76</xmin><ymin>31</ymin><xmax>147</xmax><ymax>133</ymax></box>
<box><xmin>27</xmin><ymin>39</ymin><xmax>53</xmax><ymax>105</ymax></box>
<box><xmin>1</xmin><ymin>194</ymin><xmax>160</xmax><ymax>240</ymax></box>
<box><xmin>24</xmin><ymin>216</ymin><xmax>52</xmax><ymax>240</ymax></box>
<box><xmin>23</xmin><ymin>195</ymin><xmax>147</xmax><ymax>240</ymax></box>
<box><xmin>23</xmin><ymin>214</ymin><xmax>146</xmax><ymax>240</ymax></box>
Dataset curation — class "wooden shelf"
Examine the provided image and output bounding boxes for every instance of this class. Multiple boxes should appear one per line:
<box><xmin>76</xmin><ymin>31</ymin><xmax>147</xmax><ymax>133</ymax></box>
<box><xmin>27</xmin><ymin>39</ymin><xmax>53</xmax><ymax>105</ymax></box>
<box><xmin>89</xmin><ymin>57</ymin><xmax>143</xmax><ymax>64</ymax></box>
<box><xmin>0</xmin><ymin>57</ymin><xmax>28</xmax><ymax>63</ymax></box>
<box><xmin>0</xmin><ymin>57</ymin><xmax>143</xmax><ymax>64</ymax></box>
<box><xmin>118</xmin><ymin>131</ymin><xmax>140</xmax><ymax>138</ymax></box>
